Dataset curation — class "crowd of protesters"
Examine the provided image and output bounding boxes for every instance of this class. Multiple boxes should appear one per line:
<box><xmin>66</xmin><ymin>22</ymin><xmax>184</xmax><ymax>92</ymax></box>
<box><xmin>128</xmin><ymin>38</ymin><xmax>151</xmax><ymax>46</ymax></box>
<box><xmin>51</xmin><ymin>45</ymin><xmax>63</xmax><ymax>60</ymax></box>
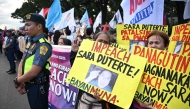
<box><xmin>1</xmin><ymin>14</ymin><xmax>171</xmax><ymax>109</ymax></box>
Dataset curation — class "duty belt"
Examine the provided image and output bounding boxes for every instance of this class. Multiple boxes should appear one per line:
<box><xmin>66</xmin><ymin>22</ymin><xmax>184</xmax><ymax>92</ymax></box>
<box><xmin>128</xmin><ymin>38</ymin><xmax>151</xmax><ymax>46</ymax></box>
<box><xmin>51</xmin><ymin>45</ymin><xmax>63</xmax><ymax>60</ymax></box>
<box><xmin>27</xmin><ymin>76</ymin><xmax>48</xmax><ymax>84</ymax></box>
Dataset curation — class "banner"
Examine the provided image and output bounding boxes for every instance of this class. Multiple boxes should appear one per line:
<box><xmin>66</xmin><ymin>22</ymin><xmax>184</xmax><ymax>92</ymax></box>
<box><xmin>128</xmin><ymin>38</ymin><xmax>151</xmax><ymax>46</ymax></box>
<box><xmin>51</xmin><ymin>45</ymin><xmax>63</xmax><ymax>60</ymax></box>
<box><xmin>66</xmin><ymin>40</ymin><xmax>147</xmax><ymax>108</ymax></box>
<box><xmin>133</xmin><ymin>45</ymin><xmax>190</xmax><ymax>109</ymax></box>
<box><xmin>121</xmin><ymin>0</ymin><xmax>164</xmax><ymax>25</ymax></box>
<box><xmin>48</xmin><ymin>45</ymin><xmax>78</xmax><ymax>109</ymax></box>
<box><xmin>168</xmin><ymin>23</ymin><xmax>190</xmax><ymax>56</ymax></box>
<box><xmin>117</xmin><ymin>24</ymin><xmax>168</xmax><ymax>52</ymax></box>
<box><xmin>19</xmin><ymin>37</ymin><xmax>26</xmax><ymax>53</ymax></box>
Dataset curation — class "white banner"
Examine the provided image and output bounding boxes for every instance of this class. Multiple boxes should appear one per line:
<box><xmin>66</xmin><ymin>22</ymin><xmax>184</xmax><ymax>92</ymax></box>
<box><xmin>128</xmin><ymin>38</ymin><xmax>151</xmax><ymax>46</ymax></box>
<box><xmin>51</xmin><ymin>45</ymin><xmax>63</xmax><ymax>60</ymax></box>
<box><xmin>121</xmin><ymin>0</ymin><xmax>164</xmax><ymax>25</ymax></box>
<box><xmin>54</xmin><ymin>8</ymin><xmax>76</xmax><ymax>30</ymax></box>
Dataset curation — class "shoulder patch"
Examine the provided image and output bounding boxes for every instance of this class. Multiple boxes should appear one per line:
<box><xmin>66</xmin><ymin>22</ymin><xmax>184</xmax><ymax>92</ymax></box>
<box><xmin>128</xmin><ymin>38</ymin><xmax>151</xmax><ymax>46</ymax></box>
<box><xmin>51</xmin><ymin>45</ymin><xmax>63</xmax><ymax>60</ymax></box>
<box><xmin>40</xmin><ymin>46</ymin><xmax>48</xmax><ymax>55</ymax></box>
<box><xmin>10</xmin><ymin>39</ymin><xmax>12</xmax><ymax>42</ymax></box>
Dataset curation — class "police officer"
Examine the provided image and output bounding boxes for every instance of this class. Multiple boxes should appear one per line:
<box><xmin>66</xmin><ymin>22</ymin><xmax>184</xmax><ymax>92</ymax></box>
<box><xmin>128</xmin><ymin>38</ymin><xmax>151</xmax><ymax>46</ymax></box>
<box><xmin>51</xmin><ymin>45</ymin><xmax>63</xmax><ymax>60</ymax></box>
<box><xmin>4</xmin><ymin>30</ymin><xmax>16</xmax><ymax>74</ymax></box>
<box><xmin>14</xmin><ymin>13</ymin><xmax>52</xmax><ymax>109</ymax></box>
<box><xmin>0</xmin><ymin>33</ymin><xmax>3</xmax><ymax>54</ymax></box>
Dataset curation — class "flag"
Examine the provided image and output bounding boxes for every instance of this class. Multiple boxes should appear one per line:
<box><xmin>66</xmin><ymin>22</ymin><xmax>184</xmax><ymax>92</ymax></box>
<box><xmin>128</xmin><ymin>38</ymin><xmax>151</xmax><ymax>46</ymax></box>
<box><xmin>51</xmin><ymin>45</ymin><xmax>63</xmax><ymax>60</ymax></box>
<box><xmin>80</xmin><ymin>10</ymin><xmax>91</xmax><ymax>28</ymax></box>
<box><xmin>109</xmin><ymin>15</ymin><xmax>117</xmax><ymax>29</ymax></box>
<box><xmin>115</xmin><ymin>10</ymin><xmax>122</xmax><ymax>23</ymax></box>
<box><xmin>44</xmin><ymin>8</ymin><xmax>49</xmax><ymax>17</ymax></box>
<box><xmin>184</xmin><ymin>0</ymin><xmax>190</xmax><ymax>20</ymax></box>
<box><xmin>46</xmin><ymin>0</ymin><xmax>62</xmax><ymax>30</ymax></box>
<box><xmin>109</xmin><ymin>10</ymin><xmax>122</xmax><ymax>29</ymax></box>
<box><xmin>102</xmin><ymin>24</ymin><xmax>108</xmax><ymax>32</ymax></box>
<box><xmin>93</xmin><ymin>11</ymin><xmax>102</xmax><ymax>33</ymax></box>
<box><xmin>89</xmin><ymin>17</ymin><xmax>93</xmax><ymax>25</ymax></box>
<box><xmin>121</xmin><ymin>0</ymin><xmax>164</xmax><ymax>25</ymax></box>
<box><xmin>54</xmin><ymin>8</ymin><xmax>76</xmax><ymax>31</ymax></box>
<box><xmin>39</xmin><ymin>8</ymin><xmax>44</xmax><ymax>17</ymax></box>
<box><xmin>2</xmin><ymin>26</ymin><xmax>7</xmax><ymax>37</ymax></box>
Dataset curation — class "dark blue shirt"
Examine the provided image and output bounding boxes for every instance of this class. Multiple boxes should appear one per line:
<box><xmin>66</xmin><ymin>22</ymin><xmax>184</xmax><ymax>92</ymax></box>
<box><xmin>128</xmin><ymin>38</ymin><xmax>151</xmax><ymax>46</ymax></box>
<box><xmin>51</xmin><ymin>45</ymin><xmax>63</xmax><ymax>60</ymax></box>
<box><xmin>6</xmin><ymin>36</ymin><xmax>16</xmax><ymax>50</ymax></box>
<box><xmin>0</xmin><ymin>36</ymin><xmax>3</xmax><ymax>44</ymax></box>
<box><xmin>22</xmin><ymin>34</ymin><xmax>52</xmax><ymax>77</ymax></box>
<box><xmin>31</xmin><ymin>34</ymin><xmax>52</xmax><ymax>68</ymax></box>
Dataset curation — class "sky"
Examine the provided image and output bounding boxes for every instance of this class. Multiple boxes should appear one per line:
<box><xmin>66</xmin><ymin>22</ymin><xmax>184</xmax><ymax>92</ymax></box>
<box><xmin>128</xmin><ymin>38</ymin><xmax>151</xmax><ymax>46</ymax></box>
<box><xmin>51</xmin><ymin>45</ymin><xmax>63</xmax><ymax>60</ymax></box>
<box><xmin>0</xmin><ymin>0</ymin><xmax>25</xmax><ymax>30</ymax></box>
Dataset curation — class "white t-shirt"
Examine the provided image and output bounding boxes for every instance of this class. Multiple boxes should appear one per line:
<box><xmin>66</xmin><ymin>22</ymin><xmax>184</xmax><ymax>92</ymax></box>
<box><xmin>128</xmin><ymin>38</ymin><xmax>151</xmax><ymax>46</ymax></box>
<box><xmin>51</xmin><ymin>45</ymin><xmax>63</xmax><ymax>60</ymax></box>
<box><xmin>17</xmin><ymin>36</ymin><xmax>24</xmax><ymax>49</ymax></box>
<box><xmin>66</xmin><ymin>35</ymin><xmax>74</xmax><ymax>43</ymax></box>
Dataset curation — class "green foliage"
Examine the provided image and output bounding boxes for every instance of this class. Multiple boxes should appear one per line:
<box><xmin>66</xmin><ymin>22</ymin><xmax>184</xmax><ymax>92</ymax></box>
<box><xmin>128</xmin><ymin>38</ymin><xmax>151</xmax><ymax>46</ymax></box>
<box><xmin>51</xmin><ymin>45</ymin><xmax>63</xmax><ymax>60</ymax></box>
<box><xmin>11</xmin><ymin>0</ymin><xmax>180</xmax><ymax>25</ymax></box>
<box><xmin>11</xmin><ymin>0</ymin><xmax>122</xmax><ymax>23</ymax></box>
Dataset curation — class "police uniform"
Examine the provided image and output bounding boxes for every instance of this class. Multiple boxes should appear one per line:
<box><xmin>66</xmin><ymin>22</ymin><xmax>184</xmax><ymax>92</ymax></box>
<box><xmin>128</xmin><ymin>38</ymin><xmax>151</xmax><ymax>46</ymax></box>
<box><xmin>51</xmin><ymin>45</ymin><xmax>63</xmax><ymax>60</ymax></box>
<box><xmin>23</xmin><ymin>34</ymin><xmax>52</xmax><ymax>109</ymax></box>
<box><xmin>19</xmin><ymin>13</ymin><xmax>52</xmax><ymax>109</ymax></box>
<box><xmin>5</xmin><ymin>30</ymin><xmax>16</xmax><ymax>74</ymax></box>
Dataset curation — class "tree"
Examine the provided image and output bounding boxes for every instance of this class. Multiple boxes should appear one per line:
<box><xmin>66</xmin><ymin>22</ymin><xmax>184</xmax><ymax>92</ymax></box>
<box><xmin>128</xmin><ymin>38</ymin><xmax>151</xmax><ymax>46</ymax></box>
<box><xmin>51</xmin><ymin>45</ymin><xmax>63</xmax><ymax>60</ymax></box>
<box><xmin>176</xmin><ymin>1</ymin><xmax>186</xmax><ymax>24</ymax></box>
<box><xmin>12</xmin><ymin>0</ymin><xmax>187</xmax><ymax>26</ymax></box>
<box><xmin>11</xmin><ymin>0</ymin><xmax>122</xmax><ymax>24</ymax></box>
<box><xmin>11</xmin><ymin>1</ymin><xmax>40</xmax><ymax>21</ymax></box>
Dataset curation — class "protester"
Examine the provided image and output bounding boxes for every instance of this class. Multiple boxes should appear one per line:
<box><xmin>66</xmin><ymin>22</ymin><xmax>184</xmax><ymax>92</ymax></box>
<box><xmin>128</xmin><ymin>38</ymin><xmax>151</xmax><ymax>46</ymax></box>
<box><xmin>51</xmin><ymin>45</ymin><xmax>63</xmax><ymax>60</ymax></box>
<box><xmin>64</xmin><ymin>28</ymin><xmax>74</xmax><ymax>43</ymax></box>
<box><xmin>4</xmin><ymin>30</ymin><xmax>16</xmax><ymax>74</ymax></box>
<box><xmin>17</xmin><ymin>32</ymin><xmax>24</xmax><ymax>59</ymax></box>
<box><xmin>53</xmin><ymin>30</ymin><xmax>61</xmax><ymax>45</ymax></box>
<box><xmin>58</xmin><ymin>38</ymin><xmax>71</xmax><ymax>46</ymax></box>
<box><xmin>107</xmin><ymin>28</ymin><xmax>116</xmax><ymax>43</ymax></box>
<box><xmin>48</xmin><ymin>32</ymin><xmax>54</xmax><ymax>44</ymax></box>
<box><xmin>70</xmin><ymin>31</ymin><xmax>118</xmax><ymax>109</ymax></box>
<box><xmin>14</xmin><ymin>13</ymin><xmax>52</xmax><ymax>109</ymax></box>
<box><xmin>84</xmin><ymin>28</ymin><xmax>93</xmax><ymax>39</ymax></box>
<box><xmin>44</xmin><ymin>28</ymin><xmax>49</xmax><ymax>39</ymax></box>
<box><xmin>132</xmin><ymin>30</ymin><xmax>170</xmax><ymax>109</ymax></box>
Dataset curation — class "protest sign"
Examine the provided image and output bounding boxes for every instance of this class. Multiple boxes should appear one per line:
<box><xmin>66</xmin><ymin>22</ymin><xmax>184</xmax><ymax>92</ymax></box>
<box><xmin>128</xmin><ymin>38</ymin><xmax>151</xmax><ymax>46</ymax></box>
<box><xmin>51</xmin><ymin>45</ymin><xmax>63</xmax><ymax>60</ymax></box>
<box><xmin>168</xmin><ymin>23</ymin><xmax>190</xmax><ymax>56</ymax></box>
<box><xmin>66</xmin><ymin>40</ymin><xmax>147</xmax><ymax>108</ymax></box>
<box><xmin>48</xmin><ymin>45</ymin><xmax>78</xmax><ymax>109</ymax></box>
<box><xmin>117</xmin><ymin>24</ymin><xmax>168</xmax><ymax>52</ymax></box>
<box><xmin>133</xmin><ymin>45</ymin><xmax>190</xmax><ymax>109</ymax></box>
<box><xmin>19</xmin><ymin>37</ymin><xmax>26</xmax><ymax>53</ymax></box>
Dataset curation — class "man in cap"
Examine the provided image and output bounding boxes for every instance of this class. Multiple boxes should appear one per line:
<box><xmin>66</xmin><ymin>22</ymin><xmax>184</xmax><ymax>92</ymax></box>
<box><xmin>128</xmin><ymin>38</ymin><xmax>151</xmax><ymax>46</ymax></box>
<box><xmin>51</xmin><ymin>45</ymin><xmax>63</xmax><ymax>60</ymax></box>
<box><xmin>14</xmin><ymin>13</ymin><xmax>52</xmax><ymax>109</ymax></box>
<box><xmin>4</xmin><ymin>30</ymin><xmax>16</xmax><ymax>74</ymax></box>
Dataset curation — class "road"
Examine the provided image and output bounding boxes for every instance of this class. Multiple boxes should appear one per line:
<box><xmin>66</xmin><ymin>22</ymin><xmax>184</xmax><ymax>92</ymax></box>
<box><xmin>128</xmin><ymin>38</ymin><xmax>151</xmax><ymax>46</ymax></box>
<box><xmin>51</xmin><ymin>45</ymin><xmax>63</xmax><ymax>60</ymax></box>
<box><xmin>0</xmin><ymin>54</ymin><xmax>30</xmax><ymax>109</ymax></box>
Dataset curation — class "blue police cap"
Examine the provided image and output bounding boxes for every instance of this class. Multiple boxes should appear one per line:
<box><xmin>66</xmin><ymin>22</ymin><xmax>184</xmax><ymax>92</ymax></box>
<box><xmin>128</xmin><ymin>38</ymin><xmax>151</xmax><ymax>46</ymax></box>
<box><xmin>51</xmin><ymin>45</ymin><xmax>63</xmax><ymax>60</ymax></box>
<box><xmin>20</xmin><ymin>26</ymin><xmax>25</xmax><ymax>30</ymax></box>
<box><xmin>24</xmin><ymin>13</ymin><xmax>45</xmax><ymax>25</ymax></box>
